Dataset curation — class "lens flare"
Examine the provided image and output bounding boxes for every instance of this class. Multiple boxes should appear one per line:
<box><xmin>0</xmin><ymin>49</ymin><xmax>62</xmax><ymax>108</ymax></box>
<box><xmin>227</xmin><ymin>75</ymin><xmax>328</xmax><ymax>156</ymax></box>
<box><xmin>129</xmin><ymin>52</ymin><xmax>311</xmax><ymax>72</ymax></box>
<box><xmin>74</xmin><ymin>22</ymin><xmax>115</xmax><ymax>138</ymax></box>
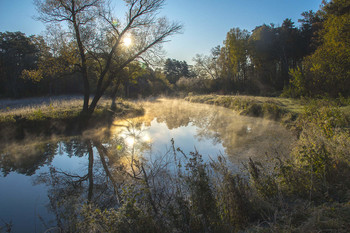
<box><xmin>125</xmin><ymin>137</ymin><xmax>135</xmax><ymax>146</ymax></box>
<box><xmin>123</xmin><ymin>36</ymin><xmax>132</xmax><ymax>47</ymax></box>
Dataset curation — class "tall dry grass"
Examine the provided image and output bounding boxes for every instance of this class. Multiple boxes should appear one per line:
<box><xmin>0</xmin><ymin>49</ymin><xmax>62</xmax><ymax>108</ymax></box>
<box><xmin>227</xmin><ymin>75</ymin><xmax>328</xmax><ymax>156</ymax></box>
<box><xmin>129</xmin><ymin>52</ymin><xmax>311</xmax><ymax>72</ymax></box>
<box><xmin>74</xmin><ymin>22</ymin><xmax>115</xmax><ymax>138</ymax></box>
<box><xmin>0</xmin><ymin>95</ymin><xmax>112</xmax><ymax>117</ymax></box>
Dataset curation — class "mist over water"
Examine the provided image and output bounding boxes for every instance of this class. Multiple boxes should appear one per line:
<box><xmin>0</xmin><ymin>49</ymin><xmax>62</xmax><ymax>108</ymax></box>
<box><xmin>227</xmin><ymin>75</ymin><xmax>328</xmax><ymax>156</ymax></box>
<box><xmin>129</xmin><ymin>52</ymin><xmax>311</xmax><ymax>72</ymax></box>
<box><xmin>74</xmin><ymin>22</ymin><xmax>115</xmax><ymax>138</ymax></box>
<box><xmin>114</xmin><ymin>99</ymin><xmax>295</xmax><ymax>161</ymax></box>
<box><xmin>0</xmin><ymin>99</ymin><xmax>295</xmax><ymax>231</ymax></box>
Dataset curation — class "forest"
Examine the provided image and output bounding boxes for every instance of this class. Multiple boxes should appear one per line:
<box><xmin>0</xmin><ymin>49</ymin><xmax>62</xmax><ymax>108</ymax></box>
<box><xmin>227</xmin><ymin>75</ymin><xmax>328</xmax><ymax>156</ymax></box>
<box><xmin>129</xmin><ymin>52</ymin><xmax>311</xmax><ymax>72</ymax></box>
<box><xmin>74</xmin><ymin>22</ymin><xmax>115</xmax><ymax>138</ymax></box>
<box><xmin>1</xmin><ymin>0</ymin><xmax>349</xmax><ymax>102</ymax></box>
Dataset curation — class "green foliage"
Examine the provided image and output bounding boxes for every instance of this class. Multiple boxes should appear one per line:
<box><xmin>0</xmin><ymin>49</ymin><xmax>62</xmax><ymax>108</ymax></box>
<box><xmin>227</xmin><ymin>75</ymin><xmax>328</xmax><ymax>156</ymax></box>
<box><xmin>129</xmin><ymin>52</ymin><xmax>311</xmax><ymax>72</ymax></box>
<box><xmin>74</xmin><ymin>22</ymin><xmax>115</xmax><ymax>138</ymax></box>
<box><xmin>176</xmin><ymin>77</ymin><xmax>214</xmax><ymax>94</ymax></box>
<box><xmin>0</xmin><ymin>31</ymin><xmax>43</xmax><ymax>97</ymax></box>
<box><xmin>262</xmin><ymin>102</ymin><xmax>285</xmax><ymax>119</ymax></box>
<box><xmin>282</xmin><ymin>67</ymin><xmax>307</xmax><ymax>97</ymax></box>
<box><xmin>185</xmin><ymin>0</ymin><xmax>347</xmax><ymax>97</ymax></box>
<box><xmin>116</xmin><ymin>64</ymin><xmax>174</xmax><ymax>98</ymax></box>
<box><xmin>219</xmin><ymin>28</ymin><xmax>250</xmax><ymax>92</ymax></box>
<box><xmin>243</xmin><ymin>103</ymin><xmax>350</xmax><ymax>231</ymax></box>
<box><xmin>0</xmin><ymin>115</ymin><xmax>16</xmax><ymax>123</ymax></box>
<box><xmin>28</xmin><ymin>109</ymin><xmax>45</xmax><ymax>120</ymax></box>
<box><xmin>284</xmin><ymin>0</ymin><xmax>350</xmax><ymax>98</ymax></box>
<box><xmin>269</xmin><ymin>103</ymin><xmax>350</xmax><ymax>202</ymax></box>
<box><xmin>242</xmin><ymin>103</ymin><xmax>263</xmax><ymax>117</ymax></box>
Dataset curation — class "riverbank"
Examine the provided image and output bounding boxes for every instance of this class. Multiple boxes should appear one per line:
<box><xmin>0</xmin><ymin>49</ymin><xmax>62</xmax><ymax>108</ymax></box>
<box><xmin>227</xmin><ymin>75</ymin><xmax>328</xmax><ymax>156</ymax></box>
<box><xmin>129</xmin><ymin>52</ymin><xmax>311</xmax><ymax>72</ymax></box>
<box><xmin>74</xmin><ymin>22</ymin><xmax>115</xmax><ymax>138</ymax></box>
<box><xmin>185</xmin><ymin>94</ymin><xmax>301</xmax><ymax>118</ymax></box>
<box><xmin>180</xmin><ymin>94</ymin><xmax>350</xmax><ymax>232</ymax></box>
<box><xmin>0</xmin><ymin>96</ymin><xmax>144</xmax><ymax>140</ymax></box>
<box><xmin>185</xmin><ymin>94</ymin><xmax>350</xmax><ymax>125</ymax></box>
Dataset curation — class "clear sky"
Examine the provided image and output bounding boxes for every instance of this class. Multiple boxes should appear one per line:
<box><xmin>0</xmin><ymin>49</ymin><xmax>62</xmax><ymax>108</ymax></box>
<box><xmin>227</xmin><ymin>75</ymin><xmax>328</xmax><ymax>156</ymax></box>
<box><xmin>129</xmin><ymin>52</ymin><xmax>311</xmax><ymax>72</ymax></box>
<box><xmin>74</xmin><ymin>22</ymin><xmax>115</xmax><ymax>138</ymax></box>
<box><xmin>0</xmin><ymin>0</ymin><xmax>322</xmax><ymax>64</ymax></box>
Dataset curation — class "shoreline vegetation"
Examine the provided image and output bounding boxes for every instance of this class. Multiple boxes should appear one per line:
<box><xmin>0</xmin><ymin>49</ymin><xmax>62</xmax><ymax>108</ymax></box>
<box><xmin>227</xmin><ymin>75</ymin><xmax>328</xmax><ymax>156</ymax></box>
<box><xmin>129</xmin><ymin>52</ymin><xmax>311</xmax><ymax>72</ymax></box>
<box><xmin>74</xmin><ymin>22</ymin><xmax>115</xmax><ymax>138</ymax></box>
<box><xmin>185</xmin><ymin>94</ymin><xmax>350</xmax><ymax>126</ymax></box>
<box><xmin>0</xmin><ymin>96</ymin><xmax>144</xmax><ymax>140</ymax></box>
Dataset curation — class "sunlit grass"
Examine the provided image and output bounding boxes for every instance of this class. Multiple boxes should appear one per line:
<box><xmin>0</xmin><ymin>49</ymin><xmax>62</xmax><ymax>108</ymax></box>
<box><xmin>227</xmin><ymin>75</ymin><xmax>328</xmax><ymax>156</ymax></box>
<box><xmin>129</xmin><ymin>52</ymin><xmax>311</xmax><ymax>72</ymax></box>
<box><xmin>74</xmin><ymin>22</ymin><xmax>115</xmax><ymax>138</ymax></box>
<box><xmin>0</xmin><ymin>95</ymin><xmax>143</xmax><ymax>122</ymax></box>
<box><xmin>0</xmin><ymin>96</ymin><xmax>83</xmax><ymax>118</ymax></box>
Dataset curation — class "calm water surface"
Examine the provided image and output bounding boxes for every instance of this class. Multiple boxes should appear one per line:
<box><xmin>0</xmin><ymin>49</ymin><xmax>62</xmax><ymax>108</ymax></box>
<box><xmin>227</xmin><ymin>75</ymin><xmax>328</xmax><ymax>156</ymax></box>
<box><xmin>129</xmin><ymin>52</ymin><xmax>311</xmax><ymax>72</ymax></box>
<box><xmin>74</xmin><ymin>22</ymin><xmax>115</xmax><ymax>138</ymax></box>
<box><xmin>0</xmin><ymin>99</ymin><xmax>294</xmax><ymax>232</ymax></box>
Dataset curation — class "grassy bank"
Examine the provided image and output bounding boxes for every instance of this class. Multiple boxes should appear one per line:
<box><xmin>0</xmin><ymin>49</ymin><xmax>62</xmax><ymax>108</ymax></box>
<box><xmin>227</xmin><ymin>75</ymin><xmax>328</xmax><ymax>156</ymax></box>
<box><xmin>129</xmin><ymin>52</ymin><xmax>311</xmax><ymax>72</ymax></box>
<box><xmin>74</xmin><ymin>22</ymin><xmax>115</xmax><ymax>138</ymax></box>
<box><xmin>0</xmin><ymin>96</ymin><xmax>144</xmax><ymax>140</ymax></box>
<box><xmin>185</xmin><ymin>94</ymin><xmax>350</xmax><ymax>127</ymax></box>
<box><xmin>185</xmin><ymin>94</ymin><xmax>303</xmax><ymax>120</ymax></box>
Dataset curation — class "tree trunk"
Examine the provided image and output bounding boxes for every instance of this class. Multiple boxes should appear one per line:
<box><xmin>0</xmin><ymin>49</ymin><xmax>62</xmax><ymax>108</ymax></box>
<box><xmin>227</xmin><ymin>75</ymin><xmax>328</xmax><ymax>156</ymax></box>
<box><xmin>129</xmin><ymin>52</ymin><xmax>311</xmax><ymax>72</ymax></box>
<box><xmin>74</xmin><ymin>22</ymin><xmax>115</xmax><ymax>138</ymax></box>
<box><xmin>72</xmin><ymin>8</ymin><xmax>90</xmax><ymax>113</ymax></box>
<box><xmin>83</xmin><ymin>78</ymin><xmax>90</xmax><ymax>112</ymax></box>
<box><xmin>87</xmin><ymin>140</ymin><xmax>94</xmax><ymax>203</ymax></box>
<box><xmin>111</xmin><ymin>78</ymin><xmax>122</xmax><ymax>111</ymax></box>
<box><xmin>87</xmin><ymin>91</ymin><xmax>102</xmax><ymax>117</ymax></box>
<box><xmin>94</xmin><ymin>142</ymin><xmax>121</xmax><ymax>203</ymax></box>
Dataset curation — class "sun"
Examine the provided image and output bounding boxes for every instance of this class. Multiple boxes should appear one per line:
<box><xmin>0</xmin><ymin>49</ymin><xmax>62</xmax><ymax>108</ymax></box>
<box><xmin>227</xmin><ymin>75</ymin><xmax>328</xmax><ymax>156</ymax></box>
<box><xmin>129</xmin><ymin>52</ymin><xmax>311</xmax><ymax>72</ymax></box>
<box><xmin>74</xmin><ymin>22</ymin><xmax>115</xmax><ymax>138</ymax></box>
<box><xmin>125</xmin><ymin>137</ymin><xmax>135</xmax><ymax>146</ymax></box>
<box><xmin>123</xmin><ymin>36</ymin><xmax>132</xmax><ymax>47</ymax></box>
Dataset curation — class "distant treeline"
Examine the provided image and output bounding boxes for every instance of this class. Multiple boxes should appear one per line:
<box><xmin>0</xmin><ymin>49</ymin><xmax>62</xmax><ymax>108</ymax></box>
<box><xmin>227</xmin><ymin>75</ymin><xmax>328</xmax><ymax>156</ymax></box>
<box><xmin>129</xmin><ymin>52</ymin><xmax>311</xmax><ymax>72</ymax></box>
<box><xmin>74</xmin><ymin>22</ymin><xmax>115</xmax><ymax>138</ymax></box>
<box><xmin>0</xmin><ymin>32</ymin><xmax>84</xmax><ymax>98</ymax></box>
<box><xmin>175</xmin><ymin>0</ymin><xmax>349</xmax><ymax>97</ymax></box>
<box><xmin>0</xmin><ymin>0</ymin><xmax>349</xmax><ymax>98</ymax></box>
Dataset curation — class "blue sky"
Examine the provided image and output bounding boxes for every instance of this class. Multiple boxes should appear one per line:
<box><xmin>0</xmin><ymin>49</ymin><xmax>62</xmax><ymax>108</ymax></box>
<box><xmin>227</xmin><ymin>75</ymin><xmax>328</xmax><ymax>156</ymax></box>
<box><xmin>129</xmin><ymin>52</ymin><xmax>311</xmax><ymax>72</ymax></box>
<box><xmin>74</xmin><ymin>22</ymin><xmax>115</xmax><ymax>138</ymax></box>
<box><xmin>0</xmin><ymin>0</ymin><xmax>322</xmax><ymax>64</ymax></box>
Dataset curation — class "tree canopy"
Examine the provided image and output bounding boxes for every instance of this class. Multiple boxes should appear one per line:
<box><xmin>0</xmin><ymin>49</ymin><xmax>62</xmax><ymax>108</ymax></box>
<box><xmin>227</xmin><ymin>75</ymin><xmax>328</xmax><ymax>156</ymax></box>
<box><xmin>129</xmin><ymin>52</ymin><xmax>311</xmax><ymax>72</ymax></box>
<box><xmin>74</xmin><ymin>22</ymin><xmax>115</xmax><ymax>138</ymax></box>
<box><xmin>286</xmin><ymin>0</ymin><xmax>350</xmax><ymax>97</ymax></box>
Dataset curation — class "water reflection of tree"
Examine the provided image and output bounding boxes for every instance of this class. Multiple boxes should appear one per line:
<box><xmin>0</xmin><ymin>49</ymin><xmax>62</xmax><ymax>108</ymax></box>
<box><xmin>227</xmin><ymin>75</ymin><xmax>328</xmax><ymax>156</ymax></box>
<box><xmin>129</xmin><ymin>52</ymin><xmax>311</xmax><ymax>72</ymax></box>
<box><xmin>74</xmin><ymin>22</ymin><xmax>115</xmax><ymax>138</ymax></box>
<box><xmin>63</xmin><ymin>138</ymin><xmax>88</xmax><ymax>158</ymax></box>
<box><xmin>0</xmin><ymin>141</ymin><xmax>57</xmax><ymax>176</ymax></box>
<box><xmin>133</xmin><ymin>99</ymin><xmax>294</xmax><ymax>159</ymax></box>
<box><xmin>0</xmin><ymin>137</ymin><xmax>94</xmax><ymax>177</ymax></box>
<box><xmin>29</xmin><ymin>121</ymin><xmax>159</xmax><ymax>231</ymax></box>
<box><xmin>33</xmin><ymin>139</ymin><xmax>112</xmax><ymax>231</ymax></box>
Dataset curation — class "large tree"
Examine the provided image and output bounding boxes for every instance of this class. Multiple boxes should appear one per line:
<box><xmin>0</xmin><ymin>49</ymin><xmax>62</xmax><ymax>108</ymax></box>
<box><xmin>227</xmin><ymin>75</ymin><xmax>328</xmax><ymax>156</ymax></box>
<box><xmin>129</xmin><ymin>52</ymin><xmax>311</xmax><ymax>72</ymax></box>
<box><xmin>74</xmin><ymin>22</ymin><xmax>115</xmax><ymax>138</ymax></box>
<box><xmin>34</xmin><ymin>0</ymin><xmax>182</xmax><ymax>118</ymax></box>
<box><xmin>220</xmin><ymin>28</ymin><xmax>250</xmax><ymax>90</ymax></box>
<box><xmin>163</xmin><ymin>58</ymin><xmax>190</xmax><ymax>84</ymax></box>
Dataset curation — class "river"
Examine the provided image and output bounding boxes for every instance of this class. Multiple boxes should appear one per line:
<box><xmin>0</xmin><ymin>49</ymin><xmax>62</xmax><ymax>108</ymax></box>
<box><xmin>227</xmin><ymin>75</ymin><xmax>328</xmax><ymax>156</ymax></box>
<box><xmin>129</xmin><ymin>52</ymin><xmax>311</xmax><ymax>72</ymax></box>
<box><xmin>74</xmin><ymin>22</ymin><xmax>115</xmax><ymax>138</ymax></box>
<box><xmin>0</xmin><ymin>99</ymin><xmax>294</xmax><ymax>232</ymax></box>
